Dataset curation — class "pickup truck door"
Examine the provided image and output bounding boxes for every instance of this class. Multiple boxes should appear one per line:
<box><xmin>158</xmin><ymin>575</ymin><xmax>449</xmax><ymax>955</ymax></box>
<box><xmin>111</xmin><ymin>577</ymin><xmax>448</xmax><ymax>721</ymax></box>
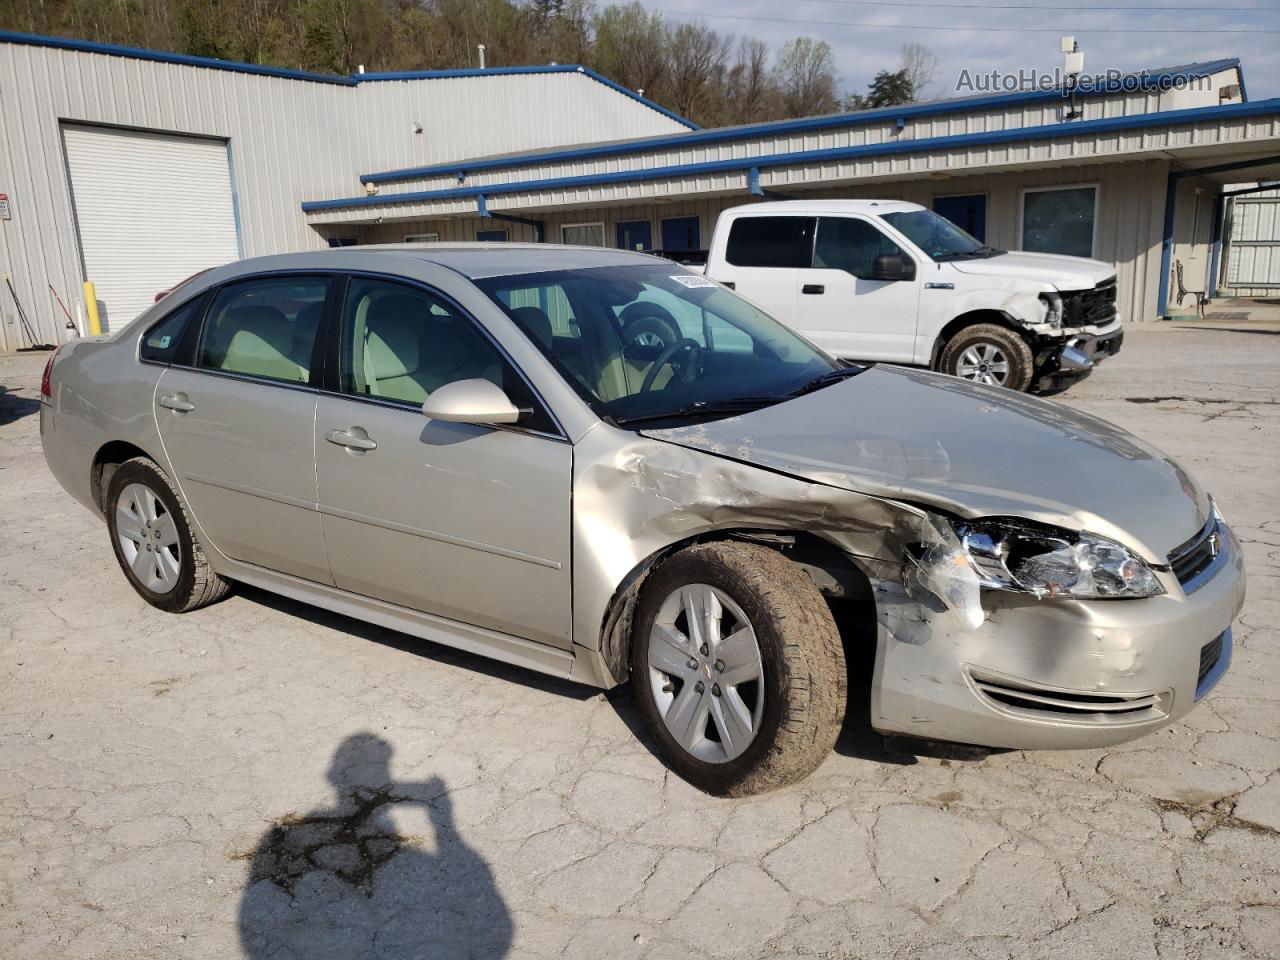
<box><xmin>705</xmin><ymin>215</ymin><xmax>813</xmax><ymax>326</ymax></box>
<box><xmin>793</xmin><ymin>216</ymin><xmax>921</xmax><ymax>363</ymax></box>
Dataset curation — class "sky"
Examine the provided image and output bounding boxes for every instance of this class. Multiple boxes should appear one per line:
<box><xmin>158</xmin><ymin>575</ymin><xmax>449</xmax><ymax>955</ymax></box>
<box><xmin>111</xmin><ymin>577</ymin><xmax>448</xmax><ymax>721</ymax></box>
<box><xmin>609</xmin><ymin>0</ymin><xmax>1280</xmax><ymax>103</ymax></box>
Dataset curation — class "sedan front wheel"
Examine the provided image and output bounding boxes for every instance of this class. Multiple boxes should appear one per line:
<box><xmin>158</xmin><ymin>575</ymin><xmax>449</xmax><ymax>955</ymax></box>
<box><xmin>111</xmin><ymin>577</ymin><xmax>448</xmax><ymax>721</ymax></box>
<box><xmin>631</xmin><ymin>541</ymin><xmax>847</xmax><ymax>796</ymax></box>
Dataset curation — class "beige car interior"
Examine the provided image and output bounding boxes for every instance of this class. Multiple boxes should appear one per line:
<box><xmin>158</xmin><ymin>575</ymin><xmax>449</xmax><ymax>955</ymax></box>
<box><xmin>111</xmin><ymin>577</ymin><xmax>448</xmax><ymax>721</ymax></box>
<box><xmin>203</xmin><ymin>295</ymin><xmax>322</xmax><ymax>384</ymax></box>
<box><xmin>506</xmin><ymin>298</ymin><xmax>678</xmax><ymax>402</ymax></box>
<box><xmin>350</xmin><ymin>288</ymin><xmax>504</xmax><ymax>406</ymax></box>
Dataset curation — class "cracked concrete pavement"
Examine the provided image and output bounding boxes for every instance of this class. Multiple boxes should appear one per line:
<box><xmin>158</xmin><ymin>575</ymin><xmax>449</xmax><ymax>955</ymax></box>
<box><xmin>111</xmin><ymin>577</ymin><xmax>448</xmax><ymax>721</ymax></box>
<box><xmin>2</xmin><ymin>322</ymin><xmax>1278</xmax><ymax>959</ymax></box>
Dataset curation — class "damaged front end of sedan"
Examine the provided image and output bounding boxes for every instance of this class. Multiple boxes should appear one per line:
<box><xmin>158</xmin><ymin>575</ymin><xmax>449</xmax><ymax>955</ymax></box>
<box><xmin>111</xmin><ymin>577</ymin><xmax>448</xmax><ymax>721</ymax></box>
<box><xmin>569</xmin><ymin>416</ymin><xmax>1244</xmax><ymax>753</ymax></box>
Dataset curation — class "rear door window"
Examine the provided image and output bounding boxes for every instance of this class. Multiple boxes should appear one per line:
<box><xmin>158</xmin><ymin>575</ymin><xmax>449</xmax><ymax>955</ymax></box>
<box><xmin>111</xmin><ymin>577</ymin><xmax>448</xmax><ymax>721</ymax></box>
<box><xmin>197</xmin><ymin>277</ymin><xmax>329</xmax><ymax>384</ymax></box>
<box><xmin>725</xmin><ymin>216</ymin><xmax>816</xmax><ymax>268</ymax></box>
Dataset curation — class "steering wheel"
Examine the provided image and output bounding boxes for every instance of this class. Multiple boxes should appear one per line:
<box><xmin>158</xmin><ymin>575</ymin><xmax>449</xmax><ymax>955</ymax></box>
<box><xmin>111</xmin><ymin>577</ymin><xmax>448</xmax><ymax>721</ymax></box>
<box><xmin>639</xmin><ymin>337</ymin><xmax>702</xmax><ymax>394</ymax></box>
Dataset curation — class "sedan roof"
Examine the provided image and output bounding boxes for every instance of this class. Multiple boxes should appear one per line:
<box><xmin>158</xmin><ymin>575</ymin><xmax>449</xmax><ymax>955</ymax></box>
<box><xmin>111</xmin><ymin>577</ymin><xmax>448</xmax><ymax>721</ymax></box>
<box><xmin>350</xmin><ymin>243</ymin><xmax>663</xmax><ymax>279</ymax></box>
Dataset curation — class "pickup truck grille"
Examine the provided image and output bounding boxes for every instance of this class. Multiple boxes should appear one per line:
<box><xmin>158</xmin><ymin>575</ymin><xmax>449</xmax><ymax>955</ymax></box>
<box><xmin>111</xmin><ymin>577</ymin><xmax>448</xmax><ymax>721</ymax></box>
<box><xmin>1062</xmin><ymin>276</ymin><xmax>1118</xmax><ymax>327</ymax></box>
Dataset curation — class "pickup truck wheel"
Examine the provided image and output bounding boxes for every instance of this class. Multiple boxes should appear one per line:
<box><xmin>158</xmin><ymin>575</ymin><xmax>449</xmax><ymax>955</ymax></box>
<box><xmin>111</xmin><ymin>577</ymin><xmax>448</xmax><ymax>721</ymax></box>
<box><xmin>630</xmin><ymin>541</ymin><xmax>847</xmax><ymax>797</ymax></box>
<box><xmin>939</xmin><ymin>324</ymin><xmax>1033</xmax><ymax>391</ymax></box>
<box><xmin>106</xmin><ymin>457</ymin><xmax>232</xmax><ymax>613</ymax></box>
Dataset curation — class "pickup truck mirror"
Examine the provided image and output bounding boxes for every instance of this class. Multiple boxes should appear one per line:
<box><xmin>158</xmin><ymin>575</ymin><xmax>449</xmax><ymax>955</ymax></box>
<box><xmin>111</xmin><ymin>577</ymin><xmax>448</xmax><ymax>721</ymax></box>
<box><xmin>869</xmin><ymin>254</ymin><xmax>915</xmax><ymax>283</ymax></box>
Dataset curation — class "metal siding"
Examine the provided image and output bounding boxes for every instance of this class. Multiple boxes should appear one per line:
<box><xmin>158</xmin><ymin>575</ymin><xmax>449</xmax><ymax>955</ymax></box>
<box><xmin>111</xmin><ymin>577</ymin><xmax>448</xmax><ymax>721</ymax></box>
<box><xmin>0</xmin><ymin>42</ymin><xmax>686</xmax><ymax>348</ymax></box>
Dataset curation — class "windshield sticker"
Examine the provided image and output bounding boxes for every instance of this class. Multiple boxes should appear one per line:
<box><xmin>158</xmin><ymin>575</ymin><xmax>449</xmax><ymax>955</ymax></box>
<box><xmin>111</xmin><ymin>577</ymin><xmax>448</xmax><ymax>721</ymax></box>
<box><xmin>670</xmin><ymin>274</ymin><xmax>718</xmax><ymax>289</ymax></box>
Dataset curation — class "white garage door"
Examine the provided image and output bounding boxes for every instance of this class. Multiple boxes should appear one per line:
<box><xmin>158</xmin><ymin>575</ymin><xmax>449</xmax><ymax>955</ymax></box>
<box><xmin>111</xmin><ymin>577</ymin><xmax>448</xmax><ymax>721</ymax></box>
<box><xmin>63</xmin><ymin>125</ymin><xmax>241</xmax><ymax>331</ymax></box>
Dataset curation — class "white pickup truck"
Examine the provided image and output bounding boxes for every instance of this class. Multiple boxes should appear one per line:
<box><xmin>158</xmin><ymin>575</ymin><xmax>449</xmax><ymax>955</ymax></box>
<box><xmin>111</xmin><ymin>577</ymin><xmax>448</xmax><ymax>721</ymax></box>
<box><xmin>697</xmin><ymin>200</ymin><xmax>1124</xmax><ymax>393</ymax></box>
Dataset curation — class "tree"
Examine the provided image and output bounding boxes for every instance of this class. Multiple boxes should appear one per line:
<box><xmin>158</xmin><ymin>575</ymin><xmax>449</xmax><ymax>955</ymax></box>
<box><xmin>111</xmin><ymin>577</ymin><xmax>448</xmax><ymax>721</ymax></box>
<box><xmin>723</xmin><ymin>36</ymin><xmax>775</xmax><ymax>125</ymax></box>
<box><xmin>845</xmin><ymin>68</ymin><xmax>914</xmax><ymax>110</ymax></box>
<box><xmin>590</xmin><ymin>1</ymin><xmax>668</xmax><ymax>96</ymax></box>
<box><xmin>772</xmin><ymin>36</ymin><xmax>838</xmax><ymax>118</ymax></box>
<box><xmin>662</xmin><ymin>22</ymin><xmax>731</xmax><ymax>123</ymax></box>
<box><xmin>900</xmin><ymin>41</ymin><xmax>937</xmax><ymax>101</ymax></box>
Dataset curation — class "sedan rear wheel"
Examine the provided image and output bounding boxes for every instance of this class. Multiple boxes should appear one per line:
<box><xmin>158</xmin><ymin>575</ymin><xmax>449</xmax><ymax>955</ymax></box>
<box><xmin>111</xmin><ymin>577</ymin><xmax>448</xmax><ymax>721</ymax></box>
<box><xmin>106</xmin><ymin>457</ymin><xmax>231</xmax><ymax>613</ymax></box>
<box><xmin>631</xmin><ymin>541</ymin><xmax>847</xmax><ymax>796</ymax></box>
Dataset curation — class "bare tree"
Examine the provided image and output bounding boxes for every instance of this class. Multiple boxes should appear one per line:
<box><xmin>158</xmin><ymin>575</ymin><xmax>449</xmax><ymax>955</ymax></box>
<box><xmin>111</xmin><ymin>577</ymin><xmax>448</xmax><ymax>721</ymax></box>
<box><xmin>663</xmin><ymin>22</ymin><xmax>731</xmax><ymax>121</ymax></box>
<box><xmin>590</xmin><ymin>1</ymin><xmax>669</xmax><ymax>95</ymax></box>
<box><xmin>723</xmin><ymin>36</ymin><xmax>774</xmax><ymax>125</ymax></box>
<box><xmin>772</xmin><ymin>36</ymin><xmax>838</xmax><ymax>118</ymax></box>
<box><xmin>900</xmin><ymin>41</ymin><xmax>937</xmax><ymax>101</ymax></box>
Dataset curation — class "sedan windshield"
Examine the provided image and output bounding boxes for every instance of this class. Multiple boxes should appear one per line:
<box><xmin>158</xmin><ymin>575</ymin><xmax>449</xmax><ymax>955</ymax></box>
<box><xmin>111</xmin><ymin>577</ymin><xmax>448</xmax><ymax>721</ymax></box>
<box><xmin>476</xmin><ymin>264</ymin><xmax>844</xmax><ymax>426</ymax></box>
<box><xmin>880</xmin><ymin>209</ymin><xmax>1002</xmax><ymax>261</ymax></box>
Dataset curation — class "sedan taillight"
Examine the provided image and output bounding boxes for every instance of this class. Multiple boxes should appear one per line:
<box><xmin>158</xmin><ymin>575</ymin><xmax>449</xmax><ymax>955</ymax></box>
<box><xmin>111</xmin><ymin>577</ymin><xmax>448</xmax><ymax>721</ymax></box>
<box><xmin>40</xmin><ymin>346</ymin><xmax>61</xmax><ymax>401</ymax></box>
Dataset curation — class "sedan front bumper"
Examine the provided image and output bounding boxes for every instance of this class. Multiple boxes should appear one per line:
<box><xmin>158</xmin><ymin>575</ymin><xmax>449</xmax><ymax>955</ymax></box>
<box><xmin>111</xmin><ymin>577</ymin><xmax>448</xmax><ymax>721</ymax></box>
<box><xmin>870</xmin><ymin>519</ymin><xmax>1245</xmax><ymax>751</ymax></box>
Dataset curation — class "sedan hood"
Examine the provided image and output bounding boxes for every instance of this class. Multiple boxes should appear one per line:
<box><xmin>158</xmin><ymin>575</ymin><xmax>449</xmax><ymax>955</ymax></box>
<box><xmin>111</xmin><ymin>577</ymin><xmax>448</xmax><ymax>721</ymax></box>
<box><xmin>950</xmin><ymin>251</ymin><xmax>1114</xmax><ymax>289</ymax></box>
<box><xmin>643</xmin><ymin>366</ymin><xmax>1209</xmax><ymax>562</ymax></box>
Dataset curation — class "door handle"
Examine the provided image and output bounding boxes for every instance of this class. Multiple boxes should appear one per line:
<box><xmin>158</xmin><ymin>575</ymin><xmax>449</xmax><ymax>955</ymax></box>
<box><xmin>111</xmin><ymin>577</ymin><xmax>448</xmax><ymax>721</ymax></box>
<box><xmin>802</xmin><ymin>284</ymin><xmax>825</xmax><ymax>295</ymax></box>
<box><xmin>326</xmin><ymin>428</ymin><xmax>377</xmax><ymax>452</ymax></box>
<box><xmin>157</xmin><ymin>393</ymin><xmax>195</xmax><ymax>413</ymax></box>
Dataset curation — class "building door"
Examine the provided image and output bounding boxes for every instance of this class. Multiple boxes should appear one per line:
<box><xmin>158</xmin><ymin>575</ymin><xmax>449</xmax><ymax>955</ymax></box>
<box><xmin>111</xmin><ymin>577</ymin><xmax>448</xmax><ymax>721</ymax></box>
<box><xmin>616</xmin><ymin>220</ymin><xmax>653</xmax><ymax>252</ymax></box>
<box><xmin>1223</xmin><ymin>190</ymin><xmax>1280</xmax><ymax>291</ymax></box>
<box><xmin>933</xmin><ymin>194</ymin><xmax>987</xmax><ymax>242</ymax></box>
<box><xmin>661</xmin><ymin>216</ymin><xmax>701</xmax><ymax>254</ymax></box>
<box><xmin>62</xmin><ymin>125</ymin><xmax>241</xmax><ymax>332</ymax></box>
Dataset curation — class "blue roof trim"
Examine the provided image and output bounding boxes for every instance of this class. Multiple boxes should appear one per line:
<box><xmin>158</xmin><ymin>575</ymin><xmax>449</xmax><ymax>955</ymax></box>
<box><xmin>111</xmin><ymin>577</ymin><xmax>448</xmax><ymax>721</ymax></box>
<box><xmin>360</xmin><ymin>58</ymin><xmax>1242</xmax><ymax>185</ymax></box>
<box><xmin>303</xmin><ymin>96</ymin><xmax>1280</xmax><ymax>213</ymax></box>
<box><xmin>355</xmin><ymin>64</ymin><xmax>583</xmax><ymax>81</ymax></box>
<box><xmin>0</xmin><ymin>31</ymin><xmax>697</xmax><ymax>128</ymax></box>
<box><xmin>355</xmin><ymin>63</ymin><xmax>697</xmax><ymax>130</ymax></box>
<box><xmin>0</xmin><ymin>29</ymin><xmax>356</xmax><ymax>85</ymax></box>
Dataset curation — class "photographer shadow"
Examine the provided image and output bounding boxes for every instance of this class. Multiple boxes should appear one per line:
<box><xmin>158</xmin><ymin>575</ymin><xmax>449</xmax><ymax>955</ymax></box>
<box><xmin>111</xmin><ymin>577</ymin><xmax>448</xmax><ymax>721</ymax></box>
<box><xmin>238</xmin><ymin>733</ymin><xmax>512</xmax><ymax>959</ymax></box>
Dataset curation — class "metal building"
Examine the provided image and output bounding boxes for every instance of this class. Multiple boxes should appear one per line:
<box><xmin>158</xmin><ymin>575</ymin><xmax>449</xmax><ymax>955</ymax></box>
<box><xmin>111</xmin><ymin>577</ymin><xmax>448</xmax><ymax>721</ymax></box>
<box><xmin>3</xmin><ymin>30</ymin><xmax>1279</xmax><ymax>351</ymax></box>
<box><xmin>0</xmin><ymin>31</ymin><xmax>691</xmax><ymax>349</ymax></box>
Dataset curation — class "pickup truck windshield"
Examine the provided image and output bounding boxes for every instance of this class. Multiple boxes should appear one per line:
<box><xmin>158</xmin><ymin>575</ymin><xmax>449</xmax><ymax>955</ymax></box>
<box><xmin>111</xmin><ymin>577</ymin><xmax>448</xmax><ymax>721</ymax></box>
<box><xmin>476</xmin><ymin>264</ymin><xmax>842</xmax><ymax>426</ymax></box>
<box><xmin>880</xmin><ymin>210</ymin><xmax>1001</xmax><ymax>261</ymax></box>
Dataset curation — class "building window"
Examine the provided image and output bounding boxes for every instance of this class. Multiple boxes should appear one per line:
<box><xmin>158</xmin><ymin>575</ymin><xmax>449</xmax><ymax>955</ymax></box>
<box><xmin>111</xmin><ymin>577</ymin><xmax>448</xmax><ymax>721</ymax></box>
<box><xmin>404</xmin><ymin>233</ymin><xmax>439</xmax><ymax>243</ymax></box>
<box><xmin>476</xmin><ymin>229</ymin><xmax>508</xmax><ymax>242</ymax></box>
<box><xmin>1021</xmin><ymin>186</ymin><xmax>1098</xmax><ymax>258</ymax></box>
<box><xmin>327</xmin><ymin>236</ymin><xmax>358</xmax><ymax>247</ymax></box>
<box><xmin>561</xmin><ymin>222</ymin><xmax>606</xmax><ymax>247</ymax></box>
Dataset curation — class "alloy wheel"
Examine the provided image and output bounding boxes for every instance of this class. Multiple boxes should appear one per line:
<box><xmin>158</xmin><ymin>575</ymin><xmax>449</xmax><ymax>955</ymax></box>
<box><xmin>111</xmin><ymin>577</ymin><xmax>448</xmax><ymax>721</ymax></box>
<box><xmin>647</xmin><ymin>583</ymin><xmax>765</xmax><ymax>763</ymax></box>
<box><xmin>955</xmin><ymin>342</ymin><xmax>1010</xmax><ymax>385</ymax></box>
<box><xmin>115</xmin><ymin>482</ymin><xmax>182</xmax><ymax>594</ymax></box>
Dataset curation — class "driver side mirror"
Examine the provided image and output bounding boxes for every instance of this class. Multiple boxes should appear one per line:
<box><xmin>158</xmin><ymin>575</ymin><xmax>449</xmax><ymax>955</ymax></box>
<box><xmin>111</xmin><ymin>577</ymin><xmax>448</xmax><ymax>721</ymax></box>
<box><xmin>869</xmin><ymin>254</ymin><xmax>915</xmax><ymax>282</ymax></box>
<box><xmin>422</xmin><ymin>379</ymin><xmax>522</xmax><ymax>425</ymax></box>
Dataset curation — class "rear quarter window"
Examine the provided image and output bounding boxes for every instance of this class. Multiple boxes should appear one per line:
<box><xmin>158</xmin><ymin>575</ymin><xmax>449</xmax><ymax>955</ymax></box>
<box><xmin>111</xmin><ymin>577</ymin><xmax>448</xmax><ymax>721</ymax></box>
<box><xmin>140</xmin><ymin>299</ymin><xmax>203</xmax><ymax>364</ymax></box>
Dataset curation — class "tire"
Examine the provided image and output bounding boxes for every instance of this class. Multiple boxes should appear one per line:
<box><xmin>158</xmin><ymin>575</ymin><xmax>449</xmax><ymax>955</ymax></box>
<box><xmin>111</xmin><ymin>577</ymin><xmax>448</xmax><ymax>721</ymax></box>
<box><xmin>105</xmin><ymin>457</ymin><xmax>232</xmax><ymax>613</ymax></box>
<box><xmin>938</xmin><ymin>323</ymin><xmax>1034</xmax><ymax>391</ymax></box>
<box><xmin>630</xmin><ymin>541</ymin><xmax>847</xmax><ymax>797</ymax></box>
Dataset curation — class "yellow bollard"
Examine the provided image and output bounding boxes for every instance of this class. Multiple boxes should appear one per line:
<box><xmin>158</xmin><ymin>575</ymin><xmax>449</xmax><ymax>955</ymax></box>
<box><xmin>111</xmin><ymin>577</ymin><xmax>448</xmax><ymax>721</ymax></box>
<box><xmin>83</xmin><ymin>282</ymin><xmax>101</xmax><ymax>336</ymax></box>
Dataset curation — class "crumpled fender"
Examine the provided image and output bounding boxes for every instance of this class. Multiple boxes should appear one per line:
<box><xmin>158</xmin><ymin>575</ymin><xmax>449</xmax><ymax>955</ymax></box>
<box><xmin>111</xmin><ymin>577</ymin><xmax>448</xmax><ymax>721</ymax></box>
<box><xmin>567</xmin><ymin>424</ymin><xmax>991</xmax><ymax>686</ymax></box>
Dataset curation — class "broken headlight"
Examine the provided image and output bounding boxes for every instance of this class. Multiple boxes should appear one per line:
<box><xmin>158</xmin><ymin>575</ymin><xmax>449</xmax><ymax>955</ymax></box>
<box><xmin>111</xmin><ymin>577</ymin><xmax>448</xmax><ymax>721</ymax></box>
<box><xmin>1039</xmin><ymin>292</ymin><xmax>1064</xmax><ymax>327</ymax></box>
<box><xmin>953</xmin><ymin>518</ymin><xmax>1164</xmax><ymax>599</ymax></box>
